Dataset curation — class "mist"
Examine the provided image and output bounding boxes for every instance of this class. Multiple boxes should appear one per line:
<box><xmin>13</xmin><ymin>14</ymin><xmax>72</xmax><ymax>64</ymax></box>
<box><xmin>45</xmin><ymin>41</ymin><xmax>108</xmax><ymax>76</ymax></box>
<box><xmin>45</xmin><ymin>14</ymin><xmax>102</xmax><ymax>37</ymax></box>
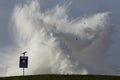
<box><xmin>0</xmin><ymin>0</ymin><xmax>116</xmax><ymax>76</ymax></box>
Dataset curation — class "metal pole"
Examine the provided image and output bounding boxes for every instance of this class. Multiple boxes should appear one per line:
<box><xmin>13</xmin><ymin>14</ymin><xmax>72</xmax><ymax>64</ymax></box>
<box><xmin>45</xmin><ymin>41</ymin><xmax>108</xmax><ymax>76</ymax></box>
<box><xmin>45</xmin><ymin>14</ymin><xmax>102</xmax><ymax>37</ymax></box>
<box><xmin>22</xmin><ymin>51</ymin><xmax>26</xmax><ymax>76</ymax></box>
<box><xmin>23</xmin><ymin>53</ymin><xmax>25</xmax><ymax>76</ymax></box>
<box><xmin>23</xmin><ymin>68</ymin><xmax>25</xmax><ymax>76</ymax></box>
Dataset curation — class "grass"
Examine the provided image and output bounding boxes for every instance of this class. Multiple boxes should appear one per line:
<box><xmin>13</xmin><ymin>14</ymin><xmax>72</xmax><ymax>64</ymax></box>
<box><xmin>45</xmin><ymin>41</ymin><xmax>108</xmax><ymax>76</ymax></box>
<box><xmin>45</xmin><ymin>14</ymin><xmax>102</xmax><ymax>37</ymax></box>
<box><xmin>0</xmin><ymin>75</ymin><xmax>120</xmax><ymax>80</ymax></box>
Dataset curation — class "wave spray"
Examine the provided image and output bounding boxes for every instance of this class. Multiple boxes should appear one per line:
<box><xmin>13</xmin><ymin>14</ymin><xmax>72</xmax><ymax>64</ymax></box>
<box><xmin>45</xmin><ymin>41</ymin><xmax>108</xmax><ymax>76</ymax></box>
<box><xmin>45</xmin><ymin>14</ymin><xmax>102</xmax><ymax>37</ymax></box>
<box><xmin>4</xmin><ymin>0</ymin><xmax>112</xmax><ymax>76</ymax></box>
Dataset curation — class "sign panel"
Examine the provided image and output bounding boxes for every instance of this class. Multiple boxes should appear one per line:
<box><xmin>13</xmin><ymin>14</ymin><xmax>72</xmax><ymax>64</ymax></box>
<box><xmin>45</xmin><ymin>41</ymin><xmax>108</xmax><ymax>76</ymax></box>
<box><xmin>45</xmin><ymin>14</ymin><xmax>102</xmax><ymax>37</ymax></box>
<box><xmin>19</xmin><ymin>56</ymin><xmax>28</xmax><ymax>68</ymax></box>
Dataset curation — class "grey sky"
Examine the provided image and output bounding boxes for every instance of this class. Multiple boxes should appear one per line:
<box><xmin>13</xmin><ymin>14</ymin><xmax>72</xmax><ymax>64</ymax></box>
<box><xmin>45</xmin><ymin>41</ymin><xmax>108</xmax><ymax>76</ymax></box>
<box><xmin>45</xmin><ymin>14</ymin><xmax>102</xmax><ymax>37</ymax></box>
<box><xmin>0</xmin><ymin>0</ymin><xmax>120</xmax><ymax>74</ymax></box>
<box><xmin>0</xmin><ymin>0</ymin><xmax>14</xmax><ymax>46</ymax></box>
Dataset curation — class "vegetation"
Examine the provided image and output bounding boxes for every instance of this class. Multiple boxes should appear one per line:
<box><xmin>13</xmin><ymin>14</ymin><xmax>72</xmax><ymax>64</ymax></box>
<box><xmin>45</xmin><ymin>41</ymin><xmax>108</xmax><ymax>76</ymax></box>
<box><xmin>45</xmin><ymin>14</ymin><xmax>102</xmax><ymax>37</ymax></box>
<box><xmin>0</xmin><ymin>75</ymin><xmax>120</xmax><ymax>80</ymax></box>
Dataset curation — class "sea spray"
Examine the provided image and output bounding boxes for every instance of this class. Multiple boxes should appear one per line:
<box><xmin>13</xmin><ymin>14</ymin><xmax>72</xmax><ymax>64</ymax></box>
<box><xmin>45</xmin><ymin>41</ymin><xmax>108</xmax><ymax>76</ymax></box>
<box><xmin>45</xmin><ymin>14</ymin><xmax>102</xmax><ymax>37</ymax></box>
<box><xmin>4</xmin><ymin>0</ymin><xmax>112</xmax><ymax>76</ymax></box>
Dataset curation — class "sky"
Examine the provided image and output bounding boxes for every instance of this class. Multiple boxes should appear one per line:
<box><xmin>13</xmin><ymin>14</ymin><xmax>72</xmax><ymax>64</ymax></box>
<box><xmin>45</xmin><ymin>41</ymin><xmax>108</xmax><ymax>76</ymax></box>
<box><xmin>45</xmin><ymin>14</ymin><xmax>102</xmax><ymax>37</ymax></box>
<box><xmin>0</xmin><ymin>0</ymin><xmax>120</xmax><ymax>76</ymax></box>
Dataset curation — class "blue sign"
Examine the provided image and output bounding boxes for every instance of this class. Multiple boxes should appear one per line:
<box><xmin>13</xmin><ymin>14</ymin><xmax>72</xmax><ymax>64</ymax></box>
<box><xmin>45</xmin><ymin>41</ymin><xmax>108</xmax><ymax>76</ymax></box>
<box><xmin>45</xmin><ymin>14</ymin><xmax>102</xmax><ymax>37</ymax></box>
<box><xmin>19</xmin><ymin>56</ymin><xmax>28</xmax><ymax>68</ymax></box>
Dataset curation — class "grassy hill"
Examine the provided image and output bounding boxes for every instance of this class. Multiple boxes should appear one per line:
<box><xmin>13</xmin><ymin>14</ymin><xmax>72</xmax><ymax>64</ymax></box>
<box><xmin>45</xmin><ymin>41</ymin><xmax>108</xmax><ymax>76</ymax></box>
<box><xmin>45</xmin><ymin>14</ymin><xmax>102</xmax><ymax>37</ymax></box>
<box><xmin>0</xmin><ymin>75</ymin><xmax>120</xmax><ymax>80</ymax></box>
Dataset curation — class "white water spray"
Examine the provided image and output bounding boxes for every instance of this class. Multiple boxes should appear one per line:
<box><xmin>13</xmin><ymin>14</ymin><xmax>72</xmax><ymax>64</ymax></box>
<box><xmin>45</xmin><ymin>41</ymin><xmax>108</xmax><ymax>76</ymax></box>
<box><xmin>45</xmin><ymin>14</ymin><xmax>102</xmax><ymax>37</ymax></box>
<box><xmin>1</xmin><ymin>0</ymin><xmax>113</xmax><ymax>76</ymax></box>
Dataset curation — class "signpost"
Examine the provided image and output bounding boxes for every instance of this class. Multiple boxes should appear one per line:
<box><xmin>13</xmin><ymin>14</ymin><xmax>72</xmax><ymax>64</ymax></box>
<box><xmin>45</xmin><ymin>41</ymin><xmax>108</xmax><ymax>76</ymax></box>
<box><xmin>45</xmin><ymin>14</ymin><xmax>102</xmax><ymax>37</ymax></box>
<box><xmin>19</xmin><ymin>51</ymin><xmax>28</xmax><ymax>76</ymax></box>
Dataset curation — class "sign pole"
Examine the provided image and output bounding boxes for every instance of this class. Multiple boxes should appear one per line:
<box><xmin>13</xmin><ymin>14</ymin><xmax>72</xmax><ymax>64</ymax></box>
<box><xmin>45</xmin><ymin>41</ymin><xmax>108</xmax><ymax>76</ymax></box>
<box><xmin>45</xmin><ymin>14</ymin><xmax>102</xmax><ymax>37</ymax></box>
<box><xmin>23</xmin><ymin>68</ymin><xmax>24</xmax><ymax>76</ymax></box>
<box><xmin>23</xmin><ymin>53</ymin><xmax>25</xmax><ymax>76</ymax></box>
<box><xmin>23</xmin><ymin>51</ymin><xmax>26</xmax><ymax>76</ymax></box>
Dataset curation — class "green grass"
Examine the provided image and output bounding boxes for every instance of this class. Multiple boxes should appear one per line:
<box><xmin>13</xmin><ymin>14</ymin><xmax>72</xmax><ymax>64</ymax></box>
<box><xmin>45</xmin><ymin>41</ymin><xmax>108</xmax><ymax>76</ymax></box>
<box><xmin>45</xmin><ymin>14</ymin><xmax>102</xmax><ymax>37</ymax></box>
<box><xmin>0</xmin><ymin>75</ymin><xmax>120</xmax><ymax>80</ymax></box>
